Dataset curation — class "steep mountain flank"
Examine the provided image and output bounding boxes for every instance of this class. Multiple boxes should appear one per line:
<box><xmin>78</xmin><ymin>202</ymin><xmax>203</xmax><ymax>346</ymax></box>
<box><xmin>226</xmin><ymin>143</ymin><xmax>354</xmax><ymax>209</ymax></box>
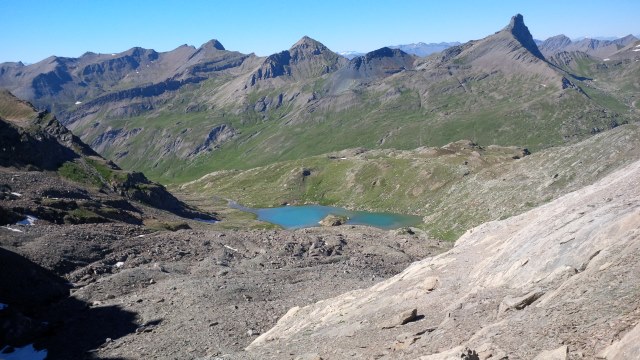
<box><xmin>246</xmin><ymin>157</ymin><xmax>640</xmax><ymax>359</ymax></box>
<box><xmin>0</xmin><ymin>90</ymin><xmax>97</xmax><ymax>170</ymax></box>
<box><xmin>0</xmin><ymin>91</ymin><xmax>213</xmax><ymax>222</ymax></box>
<box><xmin>185</xmin><ymin>124</ymin><xmax>640</xmax><ymax>240</ymax></box>
<box><xmin>541</xmin><ymin>39</ymin><xmax>640</xmax><ymax>119</ymax></box>
<box><xmin>430</xmin><ymin>14</ymin><xmax>554</xmax><ymax>79</ymax></box>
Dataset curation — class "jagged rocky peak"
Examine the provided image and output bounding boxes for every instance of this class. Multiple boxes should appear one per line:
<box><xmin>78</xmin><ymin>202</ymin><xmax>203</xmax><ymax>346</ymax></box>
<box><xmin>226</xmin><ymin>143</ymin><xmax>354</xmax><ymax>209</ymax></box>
<box><xmin>199</xmin><ymin>39</ymin><xmax>226</xmax><ymax>51</ymax></box>
<box><xmin>289</xmin><ymin>36</ymin><xmax>334</xmax><ymax>60</ymax></box>
<box><xmin>290</xmin><ymin>36</ymin><xmax>327</xmax><ymax>51</ymax></box>
<box><xmin>176</xmin><ymin>43</ymin><xmax>196</xmax><ymax>50</ymax></box>
<box><xmin>119</xmin><ymin>46</ymin><xmax>159</xmax><ymax>61</ymax></box>
<box><xmin>247</xmin><ymin>35</ymin><xmax>344</xmax><ymax>84</ymax></box>
<box><xmin>40</xmin><ymin>55</ymin><xmax>62</xmax><ymax>65</ymax></box>
<box><xmin>503</xmin><ymin>13</ymin><xmax>545</xmax><ymax>60</ymax></box>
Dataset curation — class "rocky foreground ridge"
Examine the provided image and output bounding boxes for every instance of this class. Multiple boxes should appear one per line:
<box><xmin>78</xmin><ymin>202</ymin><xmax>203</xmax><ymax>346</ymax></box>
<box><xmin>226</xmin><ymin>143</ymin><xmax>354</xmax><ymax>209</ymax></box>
<box><xmin>245</xmin><ymin>158</ymin><xmax>640</xmax><ymax>359</ymax></box>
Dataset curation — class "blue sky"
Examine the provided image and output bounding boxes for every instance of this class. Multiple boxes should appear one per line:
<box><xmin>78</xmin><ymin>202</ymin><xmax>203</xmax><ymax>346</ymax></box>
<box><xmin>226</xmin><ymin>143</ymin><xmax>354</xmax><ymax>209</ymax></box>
<box><xmin>1</xmin><ymin>0</ymin><xmax>638</xmax><ymax>63</ymax></box>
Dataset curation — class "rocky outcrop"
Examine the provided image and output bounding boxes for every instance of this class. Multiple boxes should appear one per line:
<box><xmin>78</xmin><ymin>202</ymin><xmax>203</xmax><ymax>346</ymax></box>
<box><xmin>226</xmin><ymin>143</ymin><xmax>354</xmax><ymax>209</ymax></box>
<box><xmin>318</xmin><ymin>214</ymin><xmax>347</xmax><ymax>227</ymax></box>
<box><xmin>247</xmin><ymin>158</ymin><xmax>640</xmax><ymax>359</ymax></box>
<box><xmin>188</xmin><ymin>124</ymin><xmax>236</xmax><ymax>156</ymax></box>
<box><xmin>0</xmin><ymin>91</ymin><xmax>100</xmax><ymax>170</ymax></box>
<box><xmin>249</xmin><ymin>51</ymin><xmax>292</xmax><ymax>84</ymax></box>
<box><xmin>0</xmin><ymin>114</ymin><xmax>81</xmax><ymax>170</ymax></box>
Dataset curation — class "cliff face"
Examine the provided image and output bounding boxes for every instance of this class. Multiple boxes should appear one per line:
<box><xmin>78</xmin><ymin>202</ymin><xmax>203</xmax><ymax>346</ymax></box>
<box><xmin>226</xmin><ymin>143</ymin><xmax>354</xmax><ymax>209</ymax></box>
<box><xmin>247</xmin><ymin>158</ymin><xmax>640</xmax><ymax>359</ymax></box>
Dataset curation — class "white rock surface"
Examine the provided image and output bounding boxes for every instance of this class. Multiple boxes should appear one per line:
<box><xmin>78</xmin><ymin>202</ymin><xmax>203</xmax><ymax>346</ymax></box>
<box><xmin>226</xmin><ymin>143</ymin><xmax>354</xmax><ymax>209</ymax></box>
<box><xmin>247</xmin><ymin>159</ymin><xmax>640</xmax><ymax>359</ymax></box>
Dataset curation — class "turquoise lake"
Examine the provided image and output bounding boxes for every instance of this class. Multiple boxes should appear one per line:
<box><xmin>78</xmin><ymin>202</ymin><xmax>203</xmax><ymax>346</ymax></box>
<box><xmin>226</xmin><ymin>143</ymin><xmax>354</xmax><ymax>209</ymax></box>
<box><xmin>231</xmin><ymin>203</ymin><xmax>422</xmax><ymax>230</ymax></box>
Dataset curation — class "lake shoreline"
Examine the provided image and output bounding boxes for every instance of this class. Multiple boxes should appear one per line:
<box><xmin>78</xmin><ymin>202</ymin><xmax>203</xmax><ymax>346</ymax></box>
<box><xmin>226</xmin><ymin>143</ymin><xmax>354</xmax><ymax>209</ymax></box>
<box><xmin>227</xmin><ymin>201</ymin><xmax>422</xmax><ymax>230</ymax></box>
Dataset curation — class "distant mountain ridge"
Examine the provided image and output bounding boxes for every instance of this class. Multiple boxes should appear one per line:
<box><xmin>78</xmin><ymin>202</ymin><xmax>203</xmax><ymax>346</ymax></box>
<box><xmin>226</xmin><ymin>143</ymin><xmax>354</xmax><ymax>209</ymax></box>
<box><xmin>339</xmin><ymin>41</ymin><xmax>461</xmax><ymax>59</ymax></box>
<box><xmin>338</xmin><ymin>34</ymin><xmax>637</xmax><ymax>60</ymax></box>
<box><xmin>539</xmin><ymin>34</ymin><xmax>638</xmax><ymax>58</ymax></box>
<box><xmin>389</xmin><ymin>41</ymin><xmax>461</xmax><ymax>57</ymax></box>
<box><xmin>0</xmin><ymin>39</ymin><xmax>254</xmax><ymax>115</ymax></box>
<box><xmin>337</xmin><ymin>51</ymin><xmax>365</xmax><ymax>60</ymax></box>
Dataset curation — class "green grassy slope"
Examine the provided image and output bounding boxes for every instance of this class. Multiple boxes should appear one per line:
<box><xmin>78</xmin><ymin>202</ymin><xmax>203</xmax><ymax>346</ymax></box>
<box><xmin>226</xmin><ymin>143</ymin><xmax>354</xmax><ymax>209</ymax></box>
<box><xmin>182</xmin><ymin>124</ymin><xmax>640</xmax><ymax>240</ymax></box>
<box><xmin>77</xmin><ymin>69</ymin><xmax>633</xmax><ymax>185</ymax></box>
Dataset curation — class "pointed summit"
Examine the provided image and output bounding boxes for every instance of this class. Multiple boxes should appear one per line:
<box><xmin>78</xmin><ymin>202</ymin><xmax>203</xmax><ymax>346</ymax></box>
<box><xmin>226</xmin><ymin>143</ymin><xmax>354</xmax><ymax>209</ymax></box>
<box><xmin>291</xmin><ymin>36</ymin><xmax>325</xmax><ymax>49</ymax></box>
<box><xmin>434</xmin><ymin>14</ymin><xmax>560</xmax><ymax>84</ymax></box>
<box><xmin>248</xmin><ymin>36</ymin><xmax>346</xmax><ymax>85</ymax></box>
<box><xmin>289</xmin><ymin>36</ymin><xmax>334</xmax><ymax>61</ymax></box>
<box><xmin>186</xmin><ymin>39</ymin><xmax>228</xmax><ymax>63</ymax></box>
<box><xmin>200</xmin><ymin>39</ymin><xmax>225</xmax><ymax>51</ymax></box>
<box><xmin>506</xmin><ymin>13</ymin><xmax>525</xmax><ymax>30</ymax></box>
<box><xmin>504</xmin><ymin>14</ymin><xmax>545</xmax><ymax>60</ymax></box>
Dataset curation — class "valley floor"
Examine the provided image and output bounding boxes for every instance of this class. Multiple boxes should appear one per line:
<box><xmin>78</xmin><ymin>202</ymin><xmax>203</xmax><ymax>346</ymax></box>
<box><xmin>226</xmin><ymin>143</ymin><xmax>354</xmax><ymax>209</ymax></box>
<box><xmin>0</xmin><ymin>181</ymin><xmax>447</xmax><ymax>359</ymax></box>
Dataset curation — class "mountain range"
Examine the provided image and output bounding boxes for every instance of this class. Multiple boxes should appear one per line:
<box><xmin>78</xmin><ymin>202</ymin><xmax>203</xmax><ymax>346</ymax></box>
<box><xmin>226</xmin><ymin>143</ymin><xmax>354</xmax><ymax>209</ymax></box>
<box><xmin>2</xmin><ymin>14</ymin><xmax>640</xmax><ymax>359</ymax></box>
<box><xmin>337</xmin><ymin>35</ymin><xmax>639</xmax><ymax>60</ymax></box>
<box><xmin>0</xmin><ymin>14</ymin><xmax>638</xmax><ymax>185</ymax></box>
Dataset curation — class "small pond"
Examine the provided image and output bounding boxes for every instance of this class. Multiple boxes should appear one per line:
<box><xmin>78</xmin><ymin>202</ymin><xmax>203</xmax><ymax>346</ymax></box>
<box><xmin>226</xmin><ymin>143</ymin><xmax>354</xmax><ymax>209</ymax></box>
<box><xmin>230</xmin><ymin>203</ymin><xmax>421</xmax><ymax>230</ymax></box>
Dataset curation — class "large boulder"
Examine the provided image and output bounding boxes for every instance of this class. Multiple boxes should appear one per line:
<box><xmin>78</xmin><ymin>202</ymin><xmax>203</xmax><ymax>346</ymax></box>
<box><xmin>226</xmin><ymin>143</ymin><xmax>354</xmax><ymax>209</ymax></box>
<box><xmin>318</xmin><ymin>214</ymin><xmax>347</xmax><ymax>227</ymax></box>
